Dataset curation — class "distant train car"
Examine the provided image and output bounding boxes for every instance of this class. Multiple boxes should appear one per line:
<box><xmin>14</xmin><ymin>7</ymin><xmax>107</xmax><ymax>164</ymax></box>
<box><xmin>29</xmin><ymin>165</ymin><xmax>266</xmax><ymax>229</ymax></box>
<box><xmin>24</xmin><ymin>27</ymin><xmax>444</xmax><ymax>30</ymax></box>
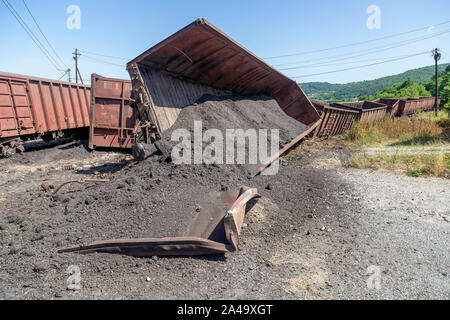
<box><xmin>332</xmin><ymin>101</ymin><xmax>388</xmax><ymax>123</ymax></box>
<box><xmin>372</xmin><ymin>98</ymin><xmax>401</xmax><ymax>117</ymax></box>
<box><xmin>0</xmin><ymin>71</ymin><xmax>90</xmax><ymax>157</ymax></box>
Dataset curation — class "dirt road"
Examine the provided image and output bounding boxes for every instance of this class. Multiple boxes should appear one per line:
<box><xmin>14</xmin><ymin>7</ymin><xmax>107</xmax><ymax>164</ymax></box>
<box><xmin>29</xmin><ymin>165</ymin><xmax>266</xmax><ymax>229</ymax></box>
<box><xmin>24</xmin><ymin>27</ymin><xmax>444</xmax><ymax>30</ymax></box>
<box><xmin>0</xmin><ymin>140</ymin><xmax>448</xmax><ymax>299</ymax></box>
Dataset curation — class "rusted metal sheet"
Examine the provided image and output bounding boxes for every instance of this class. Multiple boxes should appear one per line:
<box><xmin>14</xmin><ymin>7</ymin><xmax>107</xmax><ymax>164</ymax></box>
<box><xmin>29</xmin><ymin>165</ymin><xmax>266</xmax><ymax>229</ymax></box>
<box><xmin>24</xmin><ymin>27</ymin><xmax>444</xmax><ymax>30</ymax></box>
<box><xmin>89</xmin><ymin>74</ymin><xmax>135</xmax><ymax>149</ymax></box>
<box><xmin>58</xmin><ymin>186</ymin><xmax>260</xmax><ymax>257</ymax></box>
<box><xmin>126</xmin><ymin>18</ymin><xmax>320</xmax><ymax>141</ymax></box>
<box><xmin>313</xmin><ymin>103</ymin><xmax>360</xmax><ymax>138</ymax></box>
<box><xmin>0</xmin><ymin>71</ymin><xmax>90</xmax><ymax>156</ymax></box>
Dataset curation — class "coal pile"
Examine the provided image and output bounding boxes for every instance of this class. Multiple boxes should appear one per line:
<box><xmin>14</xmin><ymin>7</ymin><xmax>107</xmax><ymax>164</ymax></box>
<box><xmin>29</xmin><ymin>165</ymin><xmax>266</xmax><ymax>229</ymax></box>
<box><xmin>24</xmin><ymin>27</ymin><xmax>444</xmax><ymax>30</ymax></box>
<box><xmin>155</xmin><ymin>95</ymin><xmax>308</xmax><ymax>176</ymax></box>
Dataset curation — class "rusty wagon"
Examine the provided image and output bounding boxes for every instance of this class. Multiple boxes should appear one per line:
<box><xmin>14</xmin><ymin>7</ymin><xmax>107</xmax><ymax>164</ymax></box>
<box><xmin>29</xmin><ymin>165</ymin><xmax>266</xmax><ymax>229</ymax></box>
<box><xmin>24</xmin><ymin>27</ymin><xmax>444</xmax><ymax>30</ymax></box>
<box><xmin>125</xmin><ymin>18</ymin><xmax>321</xmax><ymax>146</ymax></box>
<box><xmin>332</xmin><ymin>101</ymin><xmax>388</xmax><ymax>123</ymax></box>
<box><xmin>310</xmin><ymin>99</ymin><xmax>360</xmax><ymax>137</ymax></box>
<box><xmin>0</xmin><ymin>71</ymin><xmax>90</xmax><ymax>157</ymax></box>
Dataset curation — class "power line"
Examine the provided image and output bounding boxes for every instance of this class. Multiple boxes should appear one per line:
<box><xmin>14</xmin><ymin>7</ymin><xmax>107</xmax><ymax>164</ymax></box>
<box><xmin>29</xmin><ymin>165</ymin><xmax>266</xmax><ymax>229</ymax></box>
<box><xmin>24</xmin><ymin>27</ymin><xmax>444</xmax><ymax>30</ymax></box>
<box><xmin>2</xmin><ymin>0</ymin><xmax>63</xmax><ymax>72</ymax></box>
<box><xmin>272</xmin><ymin>28</ymin><xmax>450</xmax><ymax>69</ymax></box>
<box><xmin>80</xmin><ymin>54</ymin><xmax>126</xmax><ymax>68</ymax></box>
<box><xmin>78</xmin><ymin>50</ymin><xmax>131</xmax><ymax>61</ymax></box>
<box><xmin>22</xmin><ymin>0</ymin><xmax>68</xmax><ymax>69</ymax></box>
<box><xmin>278</xmin><ymin>53</ymin><xmax>419</xmax><ymax>71</ymax></box>
<box><xmin>264</xmin><ymin>19</ymin><xmax>450</xmax><ymax>60</ymax></box>
<box><xmin>290</xmin><ymin>51</ymin><xmax>429</xmax><ymax>79</ymax></box>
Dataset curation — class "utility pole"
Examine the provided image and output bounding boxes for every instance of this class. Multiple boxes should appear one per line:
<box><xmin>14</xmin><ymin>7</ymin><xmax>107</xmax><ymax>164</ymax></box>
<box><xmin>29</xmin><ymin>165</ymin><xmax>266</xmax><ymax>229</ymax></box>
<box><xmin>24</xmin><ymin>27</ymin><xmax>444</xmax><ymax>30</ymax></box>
<box><xmin>73</xmin><ymin>48</ymin><xmax>83</xmax><ymax>84</ymax></box>
<box><xmin>432</xmin><ymin>48</ymin><xmax>441</xmax><ymax>116</ymax></box>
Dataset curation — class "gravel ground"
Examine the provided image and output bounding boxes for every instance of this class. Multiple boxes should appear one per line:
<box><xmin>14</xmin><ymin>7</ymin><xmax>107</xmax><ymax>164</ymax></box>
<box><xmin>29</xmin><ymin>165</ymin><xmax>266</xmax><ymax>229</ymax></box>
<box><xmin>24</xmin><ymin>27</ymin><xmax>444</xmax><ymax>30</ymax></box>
<box><xmin>0</xmin><ymin>139</ymin><xmax>448</xmax><ymax>300</ymax></box>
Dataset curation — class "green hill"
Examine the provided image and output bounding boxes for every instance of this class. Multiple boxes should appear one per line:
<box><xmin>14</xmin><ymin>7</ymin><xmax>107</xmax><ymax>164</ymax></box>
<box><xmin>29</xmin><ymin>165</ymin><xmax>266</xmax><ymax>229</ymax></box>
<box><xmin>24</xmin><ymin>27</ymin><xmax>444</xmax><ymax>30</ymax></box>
<box><xmin>300</xmin><ymin>63</ymin><xmax>450</xmax><ymax>102</ymax></box>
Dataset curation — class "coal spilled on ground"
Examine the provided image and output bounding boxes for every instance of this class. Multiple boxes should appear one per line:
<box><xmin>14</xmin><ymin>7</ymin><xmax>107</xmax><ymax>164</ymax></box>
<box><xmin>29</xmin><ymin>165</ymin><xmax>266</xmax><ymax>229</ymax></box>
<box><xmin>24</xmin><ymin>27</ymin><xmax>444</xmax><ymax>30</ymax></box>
<box><xmin>0</xmin><ymin>95</ymin><xmax>332</xmax><ymax>299</ymax></box>
<box><xmin>1</xmin><ymin>96</ymin><xmax>310</xmax><ymax>245</ymax></box>
<box><xmin>52</xmin><ymin>95</ymin><xmax>310</xmax><ymax>243</ymax></box>
<box><xmin>155</xmin><ymin>95</ymin><xmax>308</xmax><ymax>176</ymax></box>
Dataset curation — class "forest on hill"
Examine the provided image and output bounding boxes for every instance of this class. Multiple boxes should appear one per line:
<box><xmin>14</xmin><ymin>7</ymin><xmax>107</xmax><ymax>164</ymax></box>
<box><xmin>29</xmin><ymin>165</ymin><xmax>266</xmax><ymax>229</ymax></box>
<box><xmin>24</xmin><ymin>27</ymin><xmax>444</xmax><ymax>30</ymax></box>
<box><xmin>301</xmin><ymin>63</ymin><xmax>450</xmax><ymax>103</ymax></box>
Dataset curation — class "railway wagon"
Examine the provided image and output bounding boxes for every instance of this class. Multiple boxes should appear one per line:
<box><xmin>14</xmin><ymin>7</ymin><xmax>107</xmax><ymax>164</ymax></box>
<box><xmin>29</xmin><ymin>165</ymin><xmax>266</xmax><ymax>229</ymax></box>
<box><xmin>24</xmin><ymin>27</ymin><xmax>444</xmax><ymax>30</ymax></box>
<box><xmin>332</xmin><ymin>101</ymin><xmax>388</xmax><ymax>123</ymax></box>
<box><xmin>0</xmin><ymin>71</ymin><xmax>90</xmax><ymax>157</ymax></box>
<box><xmin>418</xmin><ymin>97</ymin><xmax>441</xmax><ymax>112</ymax></box>
<box><xmin>419</xmin><ymin>97</ymin><xmax>434</xmax><ymax>111</ymax></box>
<box><xmin>397</xmin><ymin>98</ymin><xmax>424</xmax><ymax>116</ymax></box>
<box><xmin>311</xmin><ymin>101</ymin><xmax>360</xmax><ymax>138</ymax></box>
<box><xmin>126</xmin><ymin>18</ymin><xmax>321</xmax><ymax>145</ymax></box>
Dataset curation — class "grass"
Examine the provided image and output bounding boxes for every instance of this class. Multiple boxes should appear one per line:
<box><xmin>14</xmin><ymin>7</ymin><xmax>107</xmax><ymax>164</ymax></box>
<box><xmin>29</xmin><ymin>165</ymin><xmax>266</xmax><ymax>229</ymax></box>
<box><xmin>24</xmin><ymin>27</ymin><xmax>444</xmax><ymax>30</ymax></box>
<box><xmin>349</xmin><ymin>152</ymin><xmax>450</xmax><ymax>178</ymax></box>
<box><xmin>419</xmin><ymin>110</ymin><xmax>450</xmax><ymax>122</ymax></box>
<box><xmin>345</xmin><ymin>114</ymin><xmax>448</xmax><ymax>147</ymax></box>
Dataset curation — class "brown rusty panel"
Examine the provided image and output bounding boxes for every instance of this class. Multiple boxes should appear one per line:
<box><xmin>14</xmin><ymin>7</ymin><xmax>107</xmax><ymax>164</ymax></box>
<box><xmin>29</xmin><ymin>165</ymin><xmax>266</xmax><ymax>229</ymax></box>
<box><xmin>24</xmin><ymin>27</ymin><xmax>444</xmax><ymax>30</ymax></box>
<box><xmin>58</xmin><ymin>237</ymin><xmax>233</xmax><ymax>257</ymax></box>
<box><xmin>27</xmin><ymin>81</ymin><xmax>48</xmax><ymax>132</ymax></box>
<box><xmin>89</xmin><ymin>74</ymin><xmax>135</xmax><ymax>149</ymax></box>
<box><xmin>9</xmin><ymin>81</ymin><xmax>34</xmax><ymax>135</ymax></box>
<box><xmin>0</xmin><ymin>80</ymin><xmax>19</xmax><ymax>138</ymax></box>
<box><xmin>49</xmin><ymin>84</ymin><xmax>67</xmax><ymax>129</ymax></box>
<box><xmin>419</xmin><ymin>97</ymin><xmax>434</xmax><ymax>110</ymax></box>
<box><xmin>39</xmin><ymin>82</ymin><xmax>60</xmax><ymax>131</ymax></box>
<box><xmin>335</xmin><ymin>111</ymin><xmax>347</xmax><ymax>135</ymax></box>
<box><xmin>69</xmin><ymin>86</ymin><xmax>87</xmax><ymax>127</ymax></box>
<box><xmin>127</xmin><ymin>18</ymin><xmax>320</xmax><ymax>131</ymax></box>
<box><xmin>331</xmin><ymin>111</ymin><xmax>341</xmax><ymax>136</ymax></box>
<box><xmin>76</xmin><ymin>86</ymin><xmax>90</xmax><ymax>127</ymax></box>
<box><xmin>60</xmin><ymin>85</ymin><xmax>82</xmax><ymax>128</ymax></box>
<box><xmin>91</xmin><ymin>128</ymin><xmax>135</xmax><ymax>149</ymax></box>
<box><xmin>360</xmin><ymin>108</ymin><xmax>386</xmax><ymax>123</ymax></box>
<box><xmin>399</xmin><ymin>98</ymin><xmax>424</xmax><ymax>115</ymax></box>
<box><xmin>59</xmin><ymin>186</ymin><xmax>259</xmax><ymax>257</ymax></box>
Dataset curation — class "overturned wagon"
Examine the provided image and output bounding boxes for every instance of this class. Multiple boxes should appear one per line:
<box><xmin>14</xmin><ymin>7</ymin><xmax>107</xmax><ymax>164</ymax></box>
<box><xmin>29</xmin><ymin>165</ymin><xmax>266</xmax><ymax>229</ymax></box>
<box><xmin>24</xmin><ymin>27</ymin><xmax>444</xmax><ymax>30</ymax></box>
<box><xmin>310</xmin><ymin>100</ymin><xmax>359</xmax><ymax>137</ymax></box>
<box><xmin>125</xmin><ymin>18</ymin><xmax>320</xmax><ymax>146</ymax></box>
<box><xmin>0</xmin><ymin>71</ymin><xmax>90</xmax><ymax>157</ymax></box>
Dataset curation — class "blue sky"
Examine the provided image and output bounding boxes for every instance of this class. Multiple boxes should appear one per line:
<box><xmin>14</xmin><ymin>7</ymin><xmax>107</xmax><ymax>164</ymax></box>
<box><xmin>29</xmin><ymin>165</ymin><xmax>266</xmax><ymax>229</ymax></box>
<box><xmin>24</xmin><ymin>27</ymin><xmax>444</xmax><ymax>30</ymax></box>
<box><xmin>1</xmin><ymin>0</ymin><xmax>449</xmax><ymax>84</ymax></box>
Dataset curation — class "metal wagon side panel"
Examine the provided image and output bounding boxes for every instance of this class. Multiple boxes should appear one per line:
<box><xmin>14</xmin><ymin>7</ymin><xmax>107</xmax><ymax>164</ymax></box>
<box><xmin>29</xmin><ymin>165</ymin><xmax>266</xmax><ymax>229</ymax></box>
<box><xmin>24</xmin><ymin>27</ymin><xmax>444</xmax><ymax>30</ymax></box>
<box><xmin>89</xmin><ymin>74</ymin><xmax>135</xmax><ymax>149</ymax></box>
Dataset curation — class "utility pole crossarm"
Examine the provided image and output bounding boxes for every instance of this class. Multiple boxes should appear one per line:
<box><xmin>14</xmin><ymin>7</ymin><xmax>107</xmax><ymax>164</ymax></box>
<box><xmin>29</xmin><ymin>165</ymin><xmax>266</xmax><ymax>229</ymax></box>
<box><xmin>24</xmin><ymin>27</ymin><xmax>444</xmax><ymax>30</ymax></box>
<box><xmin>73</xmin><ymin>48</ymin><xmax>83</xmax><ymax>84</ymax></box>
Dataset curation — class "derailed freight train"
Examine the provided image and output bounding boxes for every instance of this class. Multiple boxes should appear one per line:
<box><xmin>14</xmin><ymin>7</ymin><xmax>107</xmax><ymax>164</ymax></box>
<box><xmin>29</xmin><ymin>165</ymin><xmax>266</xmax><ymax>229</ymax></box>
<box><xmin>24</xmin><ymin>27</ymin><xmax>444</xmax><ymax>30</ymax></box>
<box><xmin>0</xmin><ymin>71</ymin><xmax>90</xmax><ymax>157</ymax></box>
